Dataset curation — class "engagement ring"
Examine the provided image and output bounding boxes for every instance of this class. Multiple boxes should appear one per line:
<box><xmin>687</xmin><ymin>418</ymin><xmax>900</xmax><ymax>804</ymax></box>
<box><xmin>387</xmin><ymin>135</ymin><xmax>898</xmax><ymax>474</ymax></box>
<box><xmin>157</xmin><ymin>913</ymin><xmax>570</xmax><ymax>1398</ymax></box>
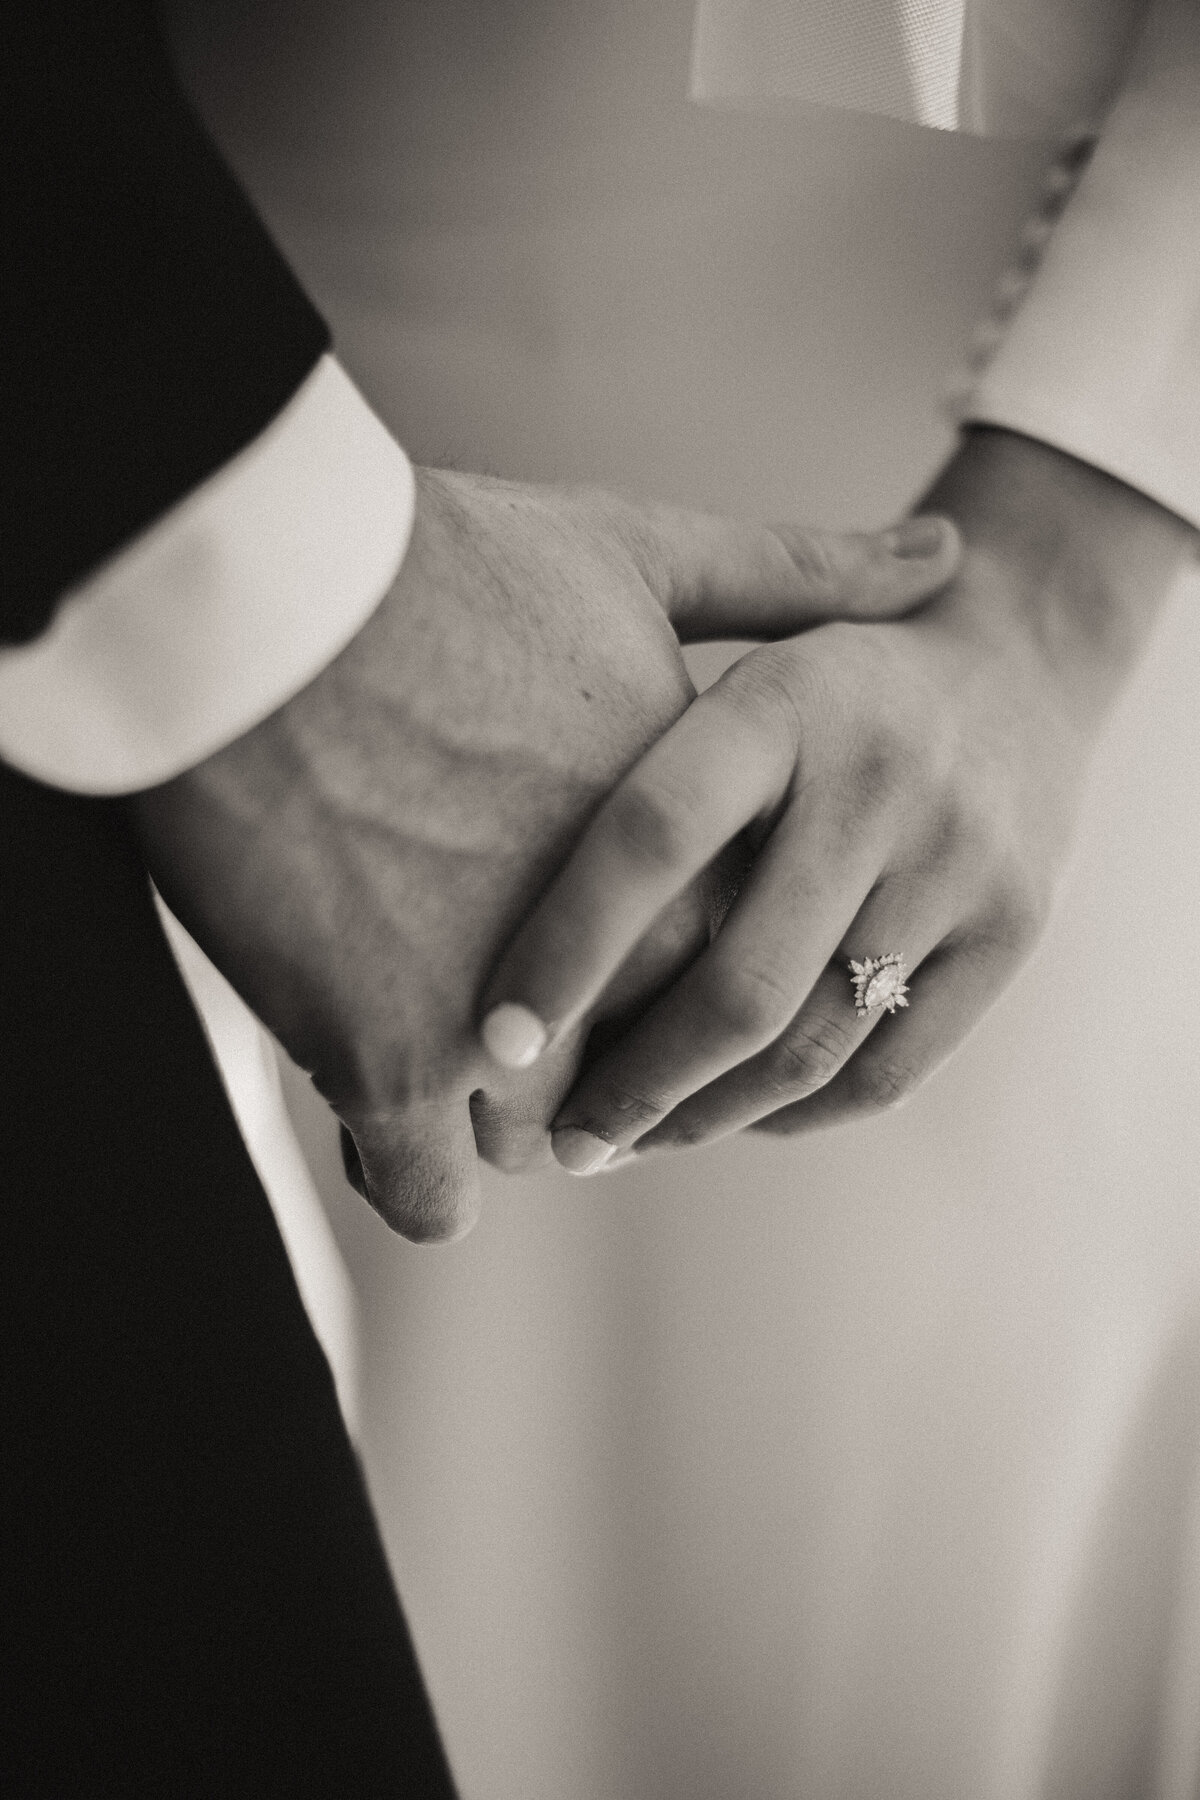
<box><xmin>850</xmin><ymin>953</ymin><xmax>910</xmax><ymax>1019</ymax></box>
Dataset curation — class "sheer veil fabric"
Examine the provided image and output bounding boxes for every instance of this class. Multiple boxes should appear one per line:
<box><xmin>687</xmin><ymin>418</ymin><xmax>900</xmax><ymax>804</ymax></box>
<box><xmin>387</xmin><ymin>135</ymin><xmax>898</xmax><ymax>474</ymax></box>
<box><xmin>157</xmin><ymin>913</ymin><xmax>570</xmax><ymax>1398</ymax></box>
<box><xmin>691</xmin><ymin>0</ymin><xmax>1145</xmax><ymax>136</ymax></box>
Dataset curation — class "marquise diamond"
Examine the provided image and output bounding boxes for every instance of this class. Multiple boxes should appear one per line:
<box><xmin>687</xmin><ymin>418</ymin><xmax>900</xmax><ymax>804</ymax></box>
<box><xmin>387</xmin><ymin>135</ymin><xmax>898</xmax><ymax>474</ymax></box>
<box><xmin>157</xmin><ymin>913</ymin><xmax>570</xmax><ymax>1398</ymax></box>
<box><xmin>850</xmin><ymin>953</ymin><xmax>910</xmax><ymax>1019</ymax></box>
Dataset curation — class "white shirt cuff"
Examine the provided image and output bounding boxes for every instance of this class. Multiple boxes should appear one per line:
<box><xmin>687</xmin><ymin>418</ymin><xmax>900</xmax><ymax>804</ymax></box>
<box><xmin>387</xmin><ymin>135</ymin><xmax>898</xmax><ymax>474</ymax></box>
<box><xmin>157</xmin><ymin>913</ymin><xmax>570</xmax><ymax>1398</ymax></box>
<box><xmin>962</xmin><ymin>0</ymin><xmax>1200</xmax><ymax>530</ymax></box>
<box><xmin>0</xmin><ymin>354</ymin><xmax>415</xmax><ymax>794</ymax></box>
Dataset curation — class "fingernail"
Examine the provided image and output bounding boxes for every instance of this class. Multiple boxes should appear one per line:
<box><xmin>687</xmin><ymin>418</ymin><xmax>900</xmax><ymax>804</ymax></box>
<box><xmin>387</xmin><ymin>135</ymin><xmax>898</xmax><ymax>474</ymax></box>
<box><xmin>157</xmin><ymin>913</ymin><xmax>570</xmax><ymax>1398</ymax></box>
<box><xmin>883</xmin><ymin>516</ymin><xmax>948</xmax><ymax>559</ymax></box>
<box><xmin>481</xmin><ymin>1002</ymin><xmax>548</xmax><ymax>1070</ymax></box>
<box><xmin>552</xmin><ymin>1127</ymin><xmax>616</xmax><ymax>1176</ymax></box>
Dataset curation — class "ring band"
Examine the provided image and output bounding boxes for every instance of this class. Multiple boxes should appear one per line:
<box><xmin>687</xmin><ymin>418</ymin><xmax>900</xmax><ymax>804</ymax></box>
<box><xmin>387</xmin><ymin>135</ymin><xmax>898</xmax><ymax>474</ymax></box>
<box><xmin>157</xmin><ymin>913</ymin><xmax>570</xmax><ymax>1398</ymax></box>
<box><xmin>850</xmin><ymin>953</ymin><xmax>910</xmax><ymax>1019</ymax></box>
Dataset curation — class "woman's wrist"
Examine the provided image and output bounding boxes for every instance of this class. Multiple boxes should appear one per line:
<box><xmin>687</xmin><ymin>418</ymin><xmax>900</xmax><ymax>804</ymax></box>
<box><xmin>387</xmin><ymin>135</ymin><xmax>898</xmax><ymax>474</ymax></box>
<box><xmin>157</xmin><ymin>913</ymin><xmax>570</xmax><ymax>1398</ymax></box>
<box><xmin>918</xmin><ymin>426</ymin><xmax>1197</xmax><ymax>731</ymax></box>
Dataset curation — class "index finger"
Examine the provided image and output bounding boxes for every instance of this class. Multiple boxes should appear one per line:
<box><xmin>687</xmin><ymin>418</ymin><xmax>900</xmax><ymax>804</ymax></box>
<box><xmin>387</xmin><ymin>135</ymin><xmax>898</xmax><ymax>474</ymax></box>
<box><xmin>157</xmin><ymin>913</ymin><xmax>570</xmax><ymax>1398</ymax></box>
<box><xmin>478</xmin><ymin>665</ymin><xmax>796</xmax><ymax>1071</ymax></box>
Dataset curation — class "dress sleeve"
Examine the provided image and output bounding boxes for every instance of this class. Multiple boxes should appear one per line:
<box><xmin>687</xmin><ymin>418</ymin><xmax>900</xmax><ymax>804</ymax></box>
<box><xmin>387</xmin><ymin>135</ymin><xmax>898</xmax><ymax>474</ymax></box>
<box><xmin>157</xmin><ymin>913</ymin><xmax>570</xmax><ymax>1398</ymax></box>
<box><xmin>962</xmin><ymin>0</ymin><xmax>1200</xmax><ymax>529</ymax></box>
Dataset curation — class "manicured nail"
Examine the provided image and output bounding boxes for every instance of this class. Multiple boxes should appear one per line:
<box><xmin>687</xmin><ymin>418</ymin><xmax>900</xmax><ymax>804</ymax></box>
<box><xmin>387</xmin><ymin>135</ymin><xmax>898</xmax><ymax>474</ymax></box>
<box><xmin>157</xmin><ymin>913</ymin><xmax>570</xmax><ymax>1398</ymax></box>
<box><xmin>552</xmin><ymin>1127</ymin><xmax>616</xmax><ymax>1176</ymax></box>
<box><xmin>883</xmin><ymin>516</ymin><xmax>949</xmax><ymax>559</ymax></box>
<box><xmin>481</xmin><ymin>1002</ymin><xmax>548</xmax><ymax>1070</ymax></box>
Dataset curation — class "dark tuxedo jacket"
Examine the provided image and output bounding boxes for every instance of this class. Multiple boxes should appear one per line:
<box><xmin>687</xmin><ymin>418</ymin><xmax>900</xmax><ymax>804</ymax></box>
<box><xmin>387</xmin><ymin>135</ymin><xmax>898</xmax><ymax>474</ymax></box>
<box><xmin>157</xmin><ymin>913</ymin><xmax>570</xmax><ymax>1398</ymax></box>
<box><xmin>2</xmin><ymin>4</ymin><xmax>456</xmax><ymax>1792</ymax></box>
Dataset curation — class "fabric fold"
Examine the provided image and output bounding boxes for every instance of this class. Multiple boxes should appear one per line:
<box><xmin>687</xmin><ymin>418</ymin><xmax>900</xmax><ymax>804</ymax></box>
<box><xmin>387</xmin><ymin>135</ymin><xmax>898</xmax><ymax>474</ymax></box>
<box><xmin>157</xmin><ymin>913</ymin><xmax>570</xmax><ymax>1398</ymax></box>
<box><xmin>690</xmin><ymin>0</ymin><xmax>1143</xmax><ymax>137</ymax></box>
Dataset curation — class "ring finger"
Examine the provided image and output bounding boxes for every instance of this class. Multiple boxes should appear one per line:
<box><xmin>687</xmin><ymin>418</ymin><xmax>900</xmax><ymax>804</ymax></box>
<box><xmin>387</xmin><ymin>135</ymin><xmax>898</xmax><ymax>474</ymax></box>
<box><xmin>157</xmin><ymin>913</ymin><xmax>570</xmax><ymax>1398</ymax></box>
<box><xmin>630</xmin><ymin>883</ymin><xmax>955</xmax><ymax>1155</ymax></box>
<box><xmin>749</xmin><ymin>929</ymin><xmax>1018</xmax><ymax>1138</ymax></box>
<box><xmin>549</xmin><ymin>820</ymin><xmax>921</xmax><ymax>1172</ymax></box>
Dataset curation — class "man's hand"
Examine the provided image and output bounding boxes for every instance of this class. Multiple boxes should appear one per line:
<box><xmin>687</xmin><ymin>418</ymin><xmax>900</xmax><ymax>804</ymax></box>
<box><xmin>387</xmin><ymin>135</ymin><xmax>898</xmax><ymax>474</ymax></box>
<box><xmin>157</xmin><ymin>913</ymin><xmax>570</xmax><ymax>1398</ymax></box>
<box><xmin>479</xmin><ymin>430</ymin><xmax>1195</xmax><ymax>1170</ymax></box>
<box><xmin>132</xmin><ymin>466</ymin><xmax>958</xmax><ymax>1240</ymax></box>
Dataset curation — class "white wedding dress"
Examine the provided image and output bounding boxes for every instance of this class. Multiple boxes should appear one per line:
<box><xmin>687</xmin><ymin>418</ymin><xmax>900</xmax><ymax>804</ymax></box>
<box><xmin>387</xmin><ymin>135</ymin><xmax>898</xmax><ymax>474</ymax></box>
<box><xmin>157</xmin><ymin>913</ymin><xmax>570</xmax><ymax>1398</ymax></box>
<box><xmin>169</xmin><ymin>1</ymin><xmax>1200</xmax><ymax>1795</ymax></box>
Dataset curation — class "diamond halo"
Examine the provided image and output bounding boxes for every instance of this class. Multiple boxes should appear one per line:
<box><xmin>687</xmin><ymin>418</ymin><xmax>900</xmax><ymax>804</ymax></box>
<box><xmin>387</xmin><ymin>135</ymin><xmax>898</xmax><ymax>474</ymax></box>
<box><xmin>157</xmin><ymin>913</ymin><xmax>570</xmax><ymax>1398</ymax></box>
<box><xmin>849</xmin><ymin>952</ymin><xmax>910</xmax><ymax>1019</ymax></box>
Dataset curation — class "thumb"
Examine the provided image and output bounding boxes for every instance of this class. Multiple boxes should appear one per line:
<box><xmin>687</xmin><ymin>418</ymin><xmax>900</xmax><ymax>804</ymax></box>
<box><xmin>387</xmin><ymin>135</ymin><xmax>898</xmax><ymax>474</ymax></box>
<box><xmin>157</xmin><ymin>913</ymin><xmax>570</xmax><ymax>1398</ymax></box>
<box><xmin>341</xmin><ymin>1099</ymin><xmax>481</xmax><ymax>1244</ymax></box>
<box><xmin>632</xmin><ymin>500</ymin><xmax>960</xmax><ymax>643</ymax></box>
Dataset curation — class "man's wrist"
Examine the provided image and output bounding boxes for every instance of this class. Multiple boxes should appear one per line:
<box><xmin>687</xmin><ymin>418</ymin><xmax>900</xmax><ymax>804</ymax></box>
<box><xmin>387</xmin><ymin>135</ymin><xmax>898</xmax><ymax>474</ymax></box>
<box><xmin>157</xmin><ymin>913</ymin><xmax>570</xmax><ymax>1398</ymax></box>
<box><xmin>920</xmin><ymin>426</ymin><xmax>1197</xmax><ymax>727</ymax></box>
<box><xmin>0</xmin><ymin>357</ymin><xmax>414</xmax><ymax>796</ymax></box>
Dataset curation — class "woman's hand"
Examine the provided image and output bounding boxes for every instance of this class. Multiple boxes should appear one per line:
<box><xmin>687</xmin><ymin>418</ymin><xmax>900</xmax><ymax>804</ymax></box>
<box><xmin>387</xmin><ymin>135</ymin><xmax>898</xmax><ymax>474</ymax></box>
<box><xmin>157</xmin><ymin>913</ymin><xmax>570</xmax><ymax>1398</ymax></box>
<box><xmin>136</xmin><ymin>467</ymin><xmax>960</xmax><ymax>1241</ymax></box>
<box><xmin>479</xmin><ymin>429</ymin><xmax>1197</xmax><ymax>1172</ymax></box>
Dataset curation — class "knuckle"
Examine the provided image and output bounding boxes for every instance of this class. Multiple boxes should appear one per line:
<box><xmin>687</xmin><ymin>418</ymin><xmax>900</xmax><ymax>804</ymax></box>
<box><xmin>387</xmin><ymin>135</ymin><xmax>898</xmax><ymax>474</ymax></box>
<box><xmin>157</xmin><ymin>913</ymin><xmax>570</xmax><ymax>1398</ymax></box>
<box><xmin>846</xmin><ymin>718</ymin><xmax>927</xmax><ymax>814</ymax></box>
<box><xmin>721</xmin><ymin>649</ymin><xmax>807</xmax><ymax>746</ymax></box>
<box><xmin>327</xmin><ymin>1030</ymin><xmax>449</xmax><ymax>1121</ymax></box>
<box><xmin>606</xmin><ymin>779</ymin><xmax>695</xmax><ymax>872</ymax></box>
<box><xmin>657</xmin><ymin>1113</ymin><xmax>712</xmax><ymax>1149</ymax></box>
<box><xmin>924</xmin><ymin>769</ymin><xmax>1007</xmax><ymax>865</ymax></box>
<box><xmin>846</xmin><ymin>1054</ymin><xmax>922</xmax><ymax>1114</ymax></box>
<box><xmin>976</xmin><ymin>857</ymin><xmax>1050</xmax><ymax>959</ymax></box>
<box><xmin>700</xmin><ymin>956</ymin><xmax>797</xmax><ymax>1047</ymax></box>
<box><xmin>603</xmin><ymin>493</ymin><xmax>671</xmax><ymax>592</ymax></box>
<box><xmin>923</xmin><ymin>796</ymin><xmax>983</xmax><ymax>872</ymax></box>
<box><xmin>774</xmin><ymin>527</ymin><xmax>840</xmax><ymax>604</ymax></box>
<box><xmin>772</xmin><ymin>1009</ymin><xmax>857</xmax><ymax>1095</ymax></box>
<box><xmin>581</xmin><ymin>1081</ymin><xmax>666</xmax><ymax>1137</ymax></box>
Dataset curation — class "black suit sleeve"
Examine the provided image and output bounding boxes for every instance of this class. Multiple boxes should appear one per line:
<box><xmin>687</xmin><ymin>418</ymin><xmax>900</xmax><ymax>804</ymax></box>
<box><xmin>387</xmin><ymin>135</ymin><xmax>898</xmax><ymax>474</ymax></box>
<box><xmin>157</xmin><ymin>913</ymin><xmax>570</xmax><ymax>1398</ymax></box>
<box><xmin>2</xmin><ymin>14</ymin><xmax>460</xmax><ymax>1788</ymax></box>
<box><xmin>3</xmin><ymin>0</ymin><xmax>330</xmax><ymax>644</ymax></box>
